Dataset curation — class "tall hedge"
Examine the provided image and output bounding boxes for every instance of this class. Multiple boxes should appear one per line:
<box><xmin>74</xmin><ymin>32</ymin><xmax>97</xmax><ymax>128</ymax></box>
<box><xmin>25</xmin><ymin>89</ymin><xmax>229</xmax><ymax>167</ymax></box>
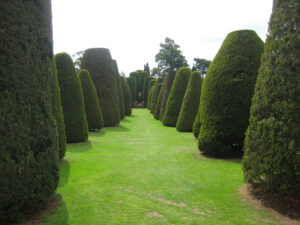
<box><xmin>0</xmin><ymin>1</ymin><xmax>60</xmax><ymax>222</ymax></box>
<box><xmin>81</xmin><ymin>48</ymin><xmax>120</xmax><ymax>126</ymax></box>
<box><xmin>120</xmin><ymin>76</ymin><xmax>132</xmax><ymax>116</ymax></box>
<box><xmin>150</xmin><ymin>78</ymin><xmax>164</xmax><ymax>114</ymax></box>
<box><xmin>79</xmin><ymin>69</ymin><xmax>104</xmax><ymax>130</ymax></box>
<box><xmin>243</xmin><ymin>0</ymin><xmax>300</xmax><ymax>198</ymax></box>
<box><xmin>148</xmin><ymin>85</ymin><xmax>155</xmax><ymax>110</ymax></box>
<box><xmin>154</xmin><ymin>78</ymin><xmax>167</xmax><ymax>119</ymax></box>
<box><xmin>147</xmin><ymin>79</ymin><xmax>156</xmax><ymax>108</ymax></box>
<box><xmin>177</xmin><ymin>71</ymin><xmax>202</xmax><ymax>132</ymax></box>
<box><xmin>159</xmin><ymin>71</ymin><xmax>176</xmax><ymax>120</ymax></box>
<box><xmin>198</xmin><ymin>30</ymin><xmax>264</xmax><ymax>157</ymax></box>
<box><xmin>113</xmin><ymin>60</ymin><xmax>125</xmax><ymax>119</ymax></box>
<box><xmin>162</xmin><ymin>67</ymin><xmax>191</xmax><ymax>127</ymax></box>
<box><xmin>129</xmin><ymin>70</ymin><xmax>150</xmax><ymax>101</ymax></box>
<box><xmin>55</xmin><ymin>53</ymin><xmax>89</xmax><ymax>142</ymax></box>
<box><xmin>193</xmin><ymin>109</ymin><xmax>201</xmax><ymax>138</ymax></box>
<box><xmin>143</xmin><ymin>76</ymin><xmax>153</xmax><ymax>105</ymax></box>
<box><xmin>126</xmin><ymin>77</ymin><xmax>137</xmax><ymax>102</ymax></box>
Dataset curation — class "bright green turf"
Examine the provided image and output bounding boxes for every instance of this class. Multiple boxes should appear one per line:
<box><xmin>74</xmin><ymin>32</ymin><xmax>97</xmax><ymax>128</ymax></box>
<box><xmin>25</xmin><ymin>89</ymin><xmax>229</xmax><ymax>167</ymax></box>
<box><xmin>40</xmin><ymin>109</ymin><xmax>280</xmax><ymax>225</ymax></box>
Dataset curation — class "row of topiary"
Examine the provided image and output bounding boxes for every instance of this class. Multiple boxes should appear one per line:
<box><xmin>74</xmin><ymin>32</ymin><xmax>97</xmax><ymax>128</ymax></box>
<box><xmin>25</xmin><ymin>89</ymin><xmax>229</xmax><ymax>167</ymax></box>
<box><xmin>147</xmin><ymin>0</ymin><xmax>299</xmax><ymax>200</ymax></box>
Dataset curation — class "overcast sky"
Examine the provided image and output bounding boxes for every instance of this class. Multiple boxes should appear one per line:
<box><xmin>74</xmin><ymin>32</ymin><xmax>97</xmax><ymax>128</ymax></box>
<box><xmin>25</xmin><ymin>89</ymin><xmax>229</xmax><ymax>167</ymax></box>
<box><xmin>52</xmin><ymin>0</ymin><xmax>273</xmax><ymax>76</ymax></box>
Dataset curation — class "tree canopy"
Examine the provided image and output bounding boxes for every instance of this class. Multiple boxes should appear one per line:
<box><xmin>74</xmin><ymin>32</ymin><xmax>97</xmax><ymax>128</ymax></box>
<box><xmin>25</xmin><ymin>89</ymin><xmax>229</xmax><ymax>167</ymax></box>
<box><xmin>192</xmin><ymin>58</ymin><xmax>211</xmax><ymax>77</ymax></box>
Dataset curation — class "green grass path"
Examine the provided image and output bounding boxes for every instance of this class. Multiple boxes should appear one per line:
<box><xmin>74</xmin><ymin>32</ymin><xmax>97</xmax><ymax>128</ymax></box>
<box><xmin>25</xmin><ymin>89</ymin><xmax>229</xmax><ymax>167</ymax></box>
<box><xmin>41</xmin><ymin>109</ymin><xmax>280</xmax><ymax>225</ymax></box>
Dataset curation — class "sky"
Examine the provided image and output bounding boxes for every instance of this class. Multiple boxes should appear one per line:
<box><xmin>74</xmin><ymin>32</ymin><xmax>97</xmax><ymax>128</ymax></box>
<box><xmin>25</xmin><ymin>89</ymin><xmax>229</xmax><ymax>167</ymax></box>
<box><xmin>52</xmin><ymin>0</ymin><xmax>273</xmax><ymax>76</ymax></box>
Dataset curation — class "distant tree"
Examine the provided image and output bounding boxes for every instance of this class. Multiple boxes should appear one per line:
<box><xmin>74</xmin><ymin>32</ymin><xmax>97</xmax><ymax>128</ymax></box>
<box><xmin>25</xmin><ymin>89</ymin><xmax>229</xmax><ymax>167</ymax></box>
<box><xmin>155</xmin><ymin>37</ymin><xmax>189</xmax><ymax>75</ymax></box>
<box><xmin>192</xmin><ymin>58</ymin><xmax>211</xmax><ymax>77</ymax></box>
<box><xmin>151</xmin><ymin>67</ymin><xmax>163</xmax><ymax>78</ymax></box>
<box><xmin>72</xmin><ymin>50</ymin><xmax>84</xmax><ymax>72</ymax></box>
<box><xmin>144</xmin><ymin>63</ymin><xmax>150</xmax><ymax>73</ymax></box>
<box><xmin>120</xmin><ymin>71</ymin><xmax>126</xmax><ymax>77</ymax></box>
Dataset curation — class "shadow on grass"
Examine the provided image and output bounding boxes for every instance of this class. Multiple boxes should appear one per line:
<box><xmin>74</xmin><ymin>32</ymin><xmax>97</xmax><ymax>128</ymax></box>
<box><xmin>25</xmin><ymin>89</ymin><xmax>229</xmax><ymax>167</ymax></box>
<box><xmin>121</xmin><ymin>118</ymin><xmax>131</xmax><ymax>123</ymax></box>
<box><xmin>106</xmin><ymin>125</ymin><xmax>130</xmax><ymax>132</ymax></box>
<box><xmin>89</xmin><ymin>130</ymin><xmax>106</xmax><ymax>137</ymax></box>
<box><xmin>67</xmin><ymin>140</ymin><xmax>92</xmax><ymax>153</ymax></box>
<box><xmin>59</xmin><ymin>160</ymin><xmax>70</xmax><ymax>187</ymax></box>
<box><xmin>196</xmin><ymin>151</ymin><xmax>242</xmax><ymax>164</ymax></box>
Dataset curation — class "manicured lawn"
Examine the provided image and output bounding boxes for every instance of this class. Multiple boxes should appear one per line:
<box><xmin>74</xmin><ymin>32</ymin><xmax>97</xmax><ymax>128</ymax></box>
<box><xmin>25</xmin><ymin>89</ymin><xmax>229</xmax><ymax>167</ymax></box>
<box><xmin>40</xmin><ymin>109</ymin><xmax>280</xmax><ymax>225</ymax></box>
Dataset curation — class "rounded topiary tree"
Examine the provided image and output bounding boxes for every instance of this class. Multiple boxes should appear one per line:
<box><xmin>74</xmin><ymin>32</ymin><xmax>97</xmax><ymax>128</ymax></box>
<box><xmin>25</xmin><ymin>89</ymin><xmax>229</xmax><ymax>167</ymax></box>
<box><xmin>177</xmin><ymin>71</ymin><xmax>202</xmax><ymax>132</ymax></box>
<box><xmin>113</xmin><ymin>60</ymin><xmax>125</xmax><ymax>119</ymax></box>
<box><xmin>198</xmin><ymin>30</ymin><xmax>264</xmax><ymax>157</ymax></box>
<box><xmin>143</xmin><ymin>76</ymin><xmax>153</xmax><ymax>105</ymax></box>
<box><xmin>147</xmin><ymin>79</ymin><xmax>156</xmax><ymax>108</ymax></box>
<box><xmin>126</xmin><ymin>77</ymin><xmax>137</xmax><ymax>103</ymax></box>
<box><xmin>159</xmin><ymin>71</ymin><xmax>176</xmax><ymax>120</ymax></box>
<box><xmin>55</xmin><ymin>53</ymin><xmax>88</xmax><ymax>142</ymax></box>
<box><xmin>0</xmin><ymin>1</ymin><xmax>60</xmax><ymax>222</ymax></box>
<box><xmin>243</xmin><ymin>0</ymin><xmax>300</xmax><ymax>198</ymax></box>
<box><xmin>120</xmin><ymin>76</ymin><xmax>132</xmax><ymax>116</ymax></box>
<box><xmin>79</xmin><ymin>69</ymin><xmax>103</xmax><ymax>130</ymax></box>
<box><xmin>162</xmin><ymin>67</ymin><xmax>191</xmax><ymax>127</ymax></box>
<box><xmin>81</xmin><ymin>48</ymin><xmax>120</xmax><ymax>126</ymax></box>
<box><xmin>193</xmin><ymin>109</ymin><xmax>200</xmax><ymax>138</ymax></box>
<box><xmin>150</xmin><ymin>78</ymin><xmax>164</xmax><ymax>114</ymax></box>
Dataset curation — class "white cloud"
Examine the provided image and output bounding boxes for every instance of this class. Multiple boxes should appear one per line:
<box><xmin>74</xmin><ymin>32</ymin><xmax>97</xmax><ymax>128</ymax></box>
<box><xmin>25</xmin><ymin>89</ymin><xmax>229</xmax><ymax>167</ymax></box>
<box><xmin>52</xmin><ymin>0</ymin><xmax>273</xmax><ymax>75</ymax></box>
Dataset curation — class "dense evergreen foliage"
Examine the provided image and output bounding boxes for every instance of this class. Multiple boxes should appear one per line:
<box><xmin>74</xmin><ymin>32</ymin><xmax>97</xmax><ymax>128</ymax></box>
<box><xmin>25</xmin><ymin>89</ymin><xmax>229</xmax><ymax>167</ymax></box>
<box><xmin>193</xmin><ymin>109</ymin><xmax>201</xmax><ymax>138</ymax></box>
<box><xmin>198</xmin><ymin>30</ymin><xmax>264</xmax><ymax>157</ymax></box>
<box><xmin>162</xmin><ymin>67</ymin><xmax>191</xmax><ymax>127</ymax></box>
<box><xmin>126</xmin><ymin>77</ymin><xmax>137</xmax><ymax>102</ymax></box>
<box><xmin>150</xmin><ymin>78</ymin><xmax>164</xmax><ymax>114</ymax></box>
<box><xmin>148</xmin><ymin>85</ymin><xmax>155</xmax><ymax>110</ymax></box>
<box><xmin>177</xmin><ymin>71</ymin><xmax>202</xmax><ymax>132</ymax></box>
<box><xmin>81</xmin><ymin>48</ymin><xmax>120</xmax><ymax>126</ymax></box>
<box><xmin>79</xmin><ymin>69</ymin><xmax>104</xmax><ymax>130</ymax></box>
<box><xmin>55</xmin><ymin>53</ymin><xmax>89</xmax><ymax>142</ymax></box>
<box><xmin>113</xmin><ymin>60</ymin><xmax>125</xmax><ymax>119</ymax></box>
<box><xmin>159</xmin><ymin>71</ymin><xmax>176</xmax><ymax>120</ymax></box>
<box><xmin>243</xmin><ymin>0</ymin><xmax>300</xmax><ymax>198</ymax></box>
<box><xmin>0</xmin><ymin>1</ymin><xmax>60</xmax><ymax>222</ymax></box>
<box><xmin>154</xmin><ymin>78</ymin><xmax>167</xmax><ymax>119</ymax></box>
<box><xmin>129</xmin><ymin>70</ymin><xmax>150</xmax><ymax>101</ymax></box>
<box><xmin>147</xmin><ymin>79</ymin><xmax>156</xmax><ymax>108</ymax></box>
<box><xmin>120</xmin><ymin>77</ymin><xmax>132</xmax><ymax>116</ymax></box>
<box><xmin>143</xmin><ymin>76</ymin><xmax>153</xmax><ymax>105</ymax></box>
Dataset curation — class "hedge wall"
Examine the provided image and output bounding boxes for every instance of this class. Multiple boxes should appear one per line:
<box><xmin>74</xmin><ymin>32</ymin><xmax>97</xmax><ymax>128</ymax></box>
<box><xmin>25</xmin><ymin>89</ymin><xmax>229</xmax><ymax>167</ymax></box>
<box><xmin>198</xmin><ymin>30</ymin><xmax>264</xmax><ymax>157</ymax></box>
<box><xmin>126</xmin><ymin>77</ymin><xmax>137</xmax><ymax>103</ymax></box>
<box><xmin>0</xmin><ymin>1</ymin><xmax>60</xmax><ymax>222</ymax></box>
<box><xmin>113</xmin><ymin>60</ymin><xmax>125</xmax><ymax>119</ymax></box>
<box><xmin>143</xmin><ymin>76</ymin><xmax>153</xmax><ymax>105</ymax></box>
<box><xmin>81</xmin><ymin>48</ymin><xmax>120</xmax><ymax>126</ymax></box>
<box><xmin>79</xmin><ymin>69</ymin><xmax>104</xmax><ymax>130</ymax></box>
<box><xmin>120</xmin><ymin>76</ymin><xmax>132</xmax><ymax>116</ymax></box>
<box><xmin>129</xmin><ymin>70</ymin><xmax>150</xmax><ymax>101</ymax></box>
<box><xmin>147</xmin><ymin>79</ymin><xmax>156</xmax><ymax>108</ymax></box>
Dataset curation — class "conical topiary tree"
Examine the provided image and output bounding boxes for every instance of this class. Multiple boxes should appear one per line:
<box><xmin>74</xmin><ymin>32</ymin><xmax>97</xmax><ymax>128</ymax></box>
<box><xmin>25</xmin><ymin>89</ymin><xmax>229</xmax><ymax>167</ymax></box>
<box><xmin>126</xmin><ymin>77</ymin><xmax>137</xmax><ymax>103</ymax></box>
<box><xmin>193</xmin><ymin>109</ymin><xmax>200</xmax><ymax>138</ymax></box>
<box><xmin>0</xmin><ymin>1</ymin><xmax>60</xmax><ymax>222</ymax></box>
<box><xmin>81</xmin><ymin>48</ymin><xmax>120</xmax><ymax>126</ymax></box>
<box><xmin>154</xmin><ymin>78</ymin><xmax>167</xmax><ymax>119</ymax></box>
<box><xmin>120</xmin><ymin>76</ymin><xmax>132</xmax><ymax>116</ymax></box>
<box><xmin>55</xmin><ymin>53</ymin><xmax>88</xmax><ymax>142</ymax></box>
<box><xmin>243</xmin><ymin>0</ymin><xmax>300</xmax><ymax>198</ymax></box>
<box><xmin>151</xmin><ymin>78</ymin><xmax>164</xmax><ymax>114</ymax></box>
<box><xmin>113</xmin><ymin>60</ymin><xmax>125</xmax><ymax>119</ymax></box>
<box><xmin>148</xmin><ymin>85</ymin><xmax>155</xmax><ymax>110</ymax></box>
<box><xmin>147</xmin><ymin>79</ymin><xmax>156</xmax><ymax>108</ymax></box>
<box><xmin>198</xmin><ymin>30</ymin><xmax>264</xmax><ymax>157</ymax></box>
<box><xmin>79</xmin><ymin>69</ymin><xmax>103</xmax><ymax>130</ymax></box>
<box><xmin>159</xmin><ymin>71</ymin><xmax>176</xmax><ymax>120</ymax></box>
<box><xmin>143</xmin><ymin>76</ymin><xmax>153</xmax><ymax>105</ymax></box>
<box><xmin>176</xmin><ymin>71</ymin><xmax>202</xmax><ymax>132</ymax></box>
<box><xmin>162</xmin><ymin>67</ymin><xmax>191</xmax><ymax>127</ymax></box>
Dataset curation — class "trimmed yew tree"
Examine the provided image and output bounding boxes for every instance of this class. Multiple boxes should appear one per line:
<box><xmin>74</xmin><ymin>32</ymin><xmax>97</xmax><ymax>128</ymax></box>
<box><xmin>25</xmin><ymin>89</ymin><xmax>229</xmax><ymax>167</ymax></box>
<box><xmin>154</xmin><ymin>78</ymin><xmax>167</xmax><ymax>120</ymax></box>
<box><xmin>159</xmin><ymin>71</ymin><xmax>176</xmax><ymax>120</ymax></box>
<box><xmin>0</xmin><ymin>1</ymin><xmax>60</xmax><ymax>222</ymax></box>
<box><xmin>193</xmin><ymin>109</ymin><xmax>201</xmax><ymax>138</ymax></box>
<box><xmin>148</xmin><ymin>85</ymin><xmax>155</xmax><ymax>110</ymax></box>
<box><xmin>243</xmin><ymin>0</ymin><xmax>300</xmax><ymax>198</ymax></box>
<box><xmin>147</xmin><ymin>79</ymin><xmax>156</xmax><ymax>108</ymax></box>
<box><xmin>198</xmin><ymin>30</ymin><xmax>264</xmax><ymax>157</ymax></box>
<box><xmin>120</xmin><ymin>76</ymin><xmax>132</xmax><ymax>116</ymax></box>
<box><xmin>113</xmin><ymin>60</ymin><xmax>125</xmax><ymax>119</ymax></box>
<box><xmin>126</xmin><ymin>77</ymin><xmax>137</xmax><ymax>102</ymax></box>
<box><xmin>55</xmin><ymin>53</ymin><xmax>88</xmax><ymax>142</ymax></box>
<box><xmin>79</xmin><ymin>69</ymin><xmax>104</xmax><ymax>130</ymax></box>
<box><xmin>129</xmin><ymin>70</ymin><xmax>150</xmax><ymax>101</ymax></box>
<box><xmin>150</xmin><ymin>78</ymin><xmax>164</xmax><ymax>114</ymax></box>
<box><xmin>177</xmin><ymin>71</ymin><xmax>202</xmax><ymax>132</ymax></box>
<box><xmin>81</xmin><ymin>48</ymin><xmax>120</xmax><ymax>126</ymax></box>
<box><xmin>143</xmin><ymin>76</ymin><xmax>153</xmax><ymax>105</ymax></box>
<box><xmin>162</xmin><ymin>67</ymin><xmax>191</xmax><ymax>127</ymax></box>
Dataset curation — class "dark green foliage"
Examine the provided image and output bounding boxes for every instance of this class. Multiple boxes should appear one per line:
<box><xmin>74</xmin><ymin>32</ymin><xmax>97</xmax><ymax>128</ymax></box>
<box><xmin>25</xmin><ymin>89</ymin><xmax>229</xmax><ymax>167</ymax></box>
<box><xmin>154</xmin><ymin>78</ymin><xmax>167</xmax><ymax>120</ymax></box>
<box><xmin>120</xmin><ymin>77</ymin><xmax>132</xmax><ymax>116</ymax></box>
<box><xmin>129</xmin><ymin>70</ymin><xmax>150</xmax><ymax>101</ymax></box>
<box><xmin>0</xmin><ymin>1</ymin><xmax>60</xmax><ymax>222</ymax></box>
<box><xmin>159</xmin><ymin>71</ymin><xmax>176</xmax><ymax>120</ymax></box>
<box><xmin>79</xmin><ymin>69</ymin><xmax>103</xmax><ymax>130</ymax></box>
<box><xmin>147</xmin><ymin>79</ymin><xmax>156</xmax><ymax>108</ymax></box>
<box><xmin>113</xmin><ymin>60</ymin><xmax>125</xmax><ymax>119</ymax></box>
<box><xmin>192</xmin><ymin>58</ymin><xmax>211</xmax><ymax>76</ymax></box>
<box><xmin>51</xmin><ymin>63</ymin><xmax>66</xmax><ymax>160</ymax></box>
<box><xmin>150</xmin><ymin>78</ymin><xmax>164</xmax><ymax>114</ymax></box>
<box><xmin>198</xmin><ymin>30</ymin><xmax>264</xmax><ymax>157</ymax></box>
<box><xmin>55</xmin><ymin>53</ymin><xmax>89</xmax><ymax>142</ymax></box>
<box><xmin>243</xmin><ymin>0</ymin><xmax>300</xmax><ymax>198</ymax></box>
<box><xmin>143</xmin><ymin>76</ymin><xmax>153</xmax><ymax>105</ymax></box>
<box><xmin>148</xmin><ymin>85</ymin><xmax>155</xmax><ymax>110</ymax></box>
<box><xmin>126</xmin><ymin>77</ymin><xmax>137</xmax><ymax>102</ymax></box>
<box><xmin>193</xmin><ymin>109</ymin><xmax>200</xmax><ymax>138</ymax></box>
<box><xmin>144</xmin><ymin>62</ymin><xmax>150</xmax><ymax>73</ymax></box>
<box><xmin>177</xmin><ymin>71</ymin><xmax>202</xmax><ymax>132</ymax></box>
<box><xmin>81</xmin><ymin>48</ymin><xmax>120</xmax><ymax>126</ymax></box>
<box><xmin>162</xmin><ymin>67</ymin><xmax>191</xmax><ymax>127</ymax></box>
